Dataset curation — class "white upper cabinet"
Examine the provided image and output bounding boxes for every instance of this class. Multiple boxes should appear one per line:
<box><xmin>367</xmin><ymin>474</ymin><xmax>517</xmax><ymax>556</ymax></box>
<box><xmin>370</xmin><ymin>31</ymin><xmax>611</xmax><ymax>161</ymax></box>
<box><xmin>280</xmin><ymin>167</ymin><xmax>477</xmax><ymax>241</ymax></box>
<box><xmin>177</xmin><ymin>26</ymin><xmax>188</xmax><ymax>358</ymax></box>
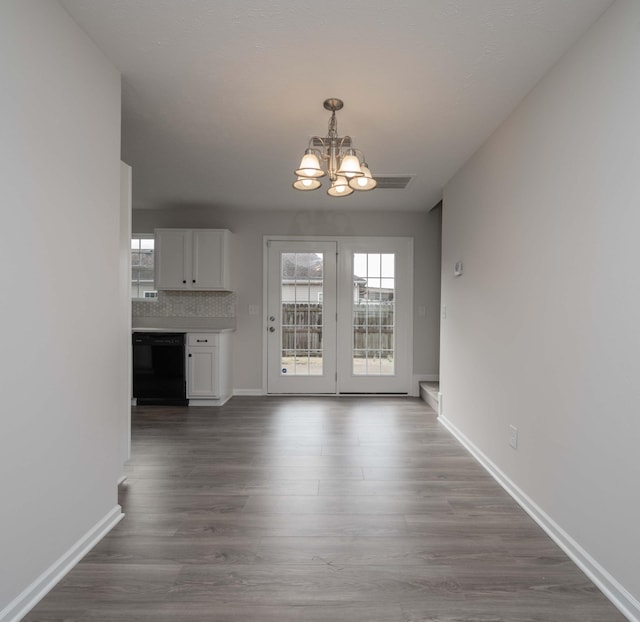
<box><xmin>154</xmin><ymin>229</ymin><xmax>191</xmax><ymax>289</ymax></box>
<box><xmin>192</xmin><ymin>229</ymin><xmax>231</xmax><ymax>290</ymax></box>
<box><xmin>155</xmin><ymin>228</ymin><xmax>232</xmax><ymax>291</ymax></box>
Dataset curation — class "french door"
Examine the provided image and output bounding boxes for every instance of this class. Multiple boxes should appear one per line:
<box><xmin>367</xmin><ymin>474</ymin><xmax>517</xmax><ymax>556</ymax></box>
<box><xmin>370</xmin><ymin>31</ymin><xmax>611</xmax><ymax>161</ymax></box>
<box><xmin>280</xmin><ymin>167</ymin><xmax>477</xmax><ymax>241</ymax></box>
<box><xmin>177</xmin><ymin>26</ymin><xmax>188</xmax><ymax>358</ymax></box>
<box><xmin>266</xmin><ymin>237</ymin><xmax>412</xmax><ymax>394</ymax></box>
<box><xmin>266</xmin><ymin>241</ymin><xmax>337</xmax><ymax>393</ymax></box>
<box><xmin>337</xmin><ymin>238</ymin><xmax>412</xmax><ymax>393</ymax></box>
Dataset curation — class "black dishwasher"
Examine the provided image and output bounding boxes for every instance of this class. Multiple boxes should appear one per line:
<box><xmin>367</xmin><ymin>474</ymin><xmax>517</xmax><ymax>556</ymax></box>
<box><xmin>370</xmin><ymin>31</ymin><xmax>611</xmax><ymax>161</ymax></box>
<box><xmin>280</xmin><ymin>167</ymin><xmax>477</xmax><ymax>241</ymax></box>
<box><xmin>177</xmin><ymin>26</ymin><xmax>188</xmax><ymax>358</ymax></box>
<box><xmin>132</xmin><ymin>332</ymin><xmax>187</xmax><ymax>405</ymax></box>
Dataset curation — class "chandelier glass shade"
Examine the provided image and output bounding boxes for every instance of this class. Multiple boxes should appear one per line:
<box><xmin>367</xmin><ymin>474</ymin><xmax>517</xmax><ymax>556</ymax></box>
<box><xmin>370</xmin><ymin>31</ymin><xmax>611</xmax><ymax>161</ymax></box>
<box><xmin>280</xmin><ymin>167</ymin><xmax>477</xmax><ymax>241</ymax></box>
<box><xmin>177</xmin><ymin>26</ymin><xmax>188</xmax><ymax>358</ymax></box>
<box><xmin>292</xmin><ymin>176</ymin><xmax>322</xmax><ymax>191</ymax></box>
<box><xmin>294</xmin><ymin>150</ymin><xmax>324</xmax><ymax>178</ymax></box>
<box><xmin>327</xmin><ymin>176</ymin><xmax>353</xmax><ymax>197</ymax></box>
<box><xmin>292</xmin><ymin>99</ymin><xmax>377</xmax><ymax>197</ymax></box>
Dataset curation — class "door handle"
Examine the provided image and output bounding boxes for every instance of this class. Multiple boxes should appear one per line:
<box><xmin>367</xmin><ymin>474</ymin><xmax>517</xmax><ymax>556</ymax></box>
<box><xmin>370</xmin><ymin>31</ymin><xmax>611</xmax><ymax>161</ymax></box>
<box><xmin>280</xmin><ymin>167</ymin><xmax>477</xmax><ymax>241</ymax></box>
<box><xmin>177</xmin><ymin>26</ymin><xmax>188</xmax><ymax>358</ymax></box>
<box><xmin>269</xmin><ymin>326</ymin><xmax>275</xmax><ymax>332</ymax></box>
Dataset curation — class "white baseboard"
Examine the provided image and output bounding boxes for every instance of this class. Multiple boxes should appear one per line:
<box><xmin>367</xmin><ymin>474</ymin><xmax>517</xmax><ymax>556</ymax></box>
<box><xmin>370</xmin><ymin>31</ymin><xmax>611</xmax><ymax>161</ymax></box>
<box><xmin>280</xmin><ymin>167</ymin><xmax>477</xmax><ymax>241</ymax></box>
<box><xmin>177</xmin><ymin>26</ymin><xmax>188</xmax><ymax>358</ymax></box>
<box><xmin>0</xmin><ymin>505</ymin><xmax>124</xmax><ymax>622</ymax></box>
<box><xmin>236</xmin><ymin>385</ymin><xmax>439</xmax><ymax>398</ymax></box>
<box><xmin>188</xmin><ymin>394</ymin><xmax>232</xmax><ymax>406</ymax></box>
<box><xmin>438</xmin><ymin>415</ymin><xmax>640</xmax><ymax>622</ymax></box>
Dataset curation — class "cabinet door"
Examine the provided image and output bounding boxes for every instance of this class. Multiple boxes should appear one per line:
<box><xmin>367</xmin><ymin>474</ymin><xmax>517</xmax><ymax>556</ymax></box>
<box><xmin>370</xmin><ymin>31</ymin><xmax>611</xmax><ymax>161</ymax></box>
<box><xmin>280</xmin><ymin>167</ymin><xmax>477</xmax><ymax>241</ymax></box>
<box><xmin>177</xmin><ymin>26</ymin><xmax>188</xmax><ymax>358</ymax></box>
<box><xmin>155</xmin><ymin>229</ymin><xmax>191</xmax><ymax>289</ymax></box>
<box><xmin>187</xmin><ymin>346</ymin><xmax>218</xmax><ymax>397</ymax></box>
<box><xmin>192</xmin><ymin>229</ymin><xmax>230</xmax><ymax>290</ymax></box>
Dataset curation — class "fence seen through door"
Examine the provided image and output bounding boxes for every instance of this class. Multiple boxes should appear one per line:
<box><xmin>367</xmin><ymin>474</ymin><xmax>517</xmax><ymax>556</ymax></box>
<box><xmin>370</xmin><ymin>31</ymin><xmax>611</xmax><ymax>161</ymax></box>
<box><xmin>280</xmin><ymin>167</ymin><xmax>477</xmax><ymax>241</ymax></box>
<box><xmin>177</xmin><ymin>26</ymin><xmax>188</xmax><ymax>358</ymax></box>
<box><xmin>280</xmin><ymin>251</ymin><xmax>396</xmax><ymax>377</ymax></box>
<box><xmin>280</xmin><ymin>302</ymin><xmax>395</xmax><ymax>376</ymax></box>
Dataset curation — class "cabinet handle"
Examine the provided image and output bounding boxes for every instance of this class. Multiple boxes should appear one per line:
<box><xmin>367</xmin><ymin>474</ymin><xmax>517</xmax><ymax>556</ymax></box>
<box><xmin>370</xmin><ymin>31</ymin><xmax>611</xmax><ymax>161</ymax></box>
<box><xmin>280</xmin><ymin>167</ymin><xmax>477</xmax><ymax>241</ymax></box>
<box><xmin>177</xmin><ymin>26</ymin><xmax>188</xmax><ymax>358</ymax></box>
<box><xmin>182</xmin><ymin>279</ymin><xmax>186</xmax><ymax>284</ymax></box>
<box><xmin>192</xmin><ymin>279</ymin><xmax>196</xmax><ymax>283</ymax></box>
<box><xmin>196</xmin><ymin>339</ymin><xmax>208</xmax><ymax>343</ymax></box>
<box><xmin>188</xmin><ymin>353</ymin><xmax>192</xmax><ymax>357</ymax></box>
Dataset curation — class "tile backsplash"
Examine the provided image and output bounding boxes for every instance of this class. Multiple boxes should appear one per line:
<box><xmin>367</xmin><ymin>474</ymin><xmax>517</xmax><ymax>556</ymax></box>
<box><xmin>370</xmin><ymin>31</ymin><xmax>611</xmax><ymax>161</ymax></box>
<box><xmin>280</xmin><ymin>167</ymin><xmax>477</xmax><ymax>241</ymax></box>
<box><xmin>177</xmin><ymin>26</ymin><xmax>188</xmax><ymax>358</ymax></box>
<box><xmin>132</xmin><ymin>291</ymin><xmax>236</xmax><ymax>318</ymax></box>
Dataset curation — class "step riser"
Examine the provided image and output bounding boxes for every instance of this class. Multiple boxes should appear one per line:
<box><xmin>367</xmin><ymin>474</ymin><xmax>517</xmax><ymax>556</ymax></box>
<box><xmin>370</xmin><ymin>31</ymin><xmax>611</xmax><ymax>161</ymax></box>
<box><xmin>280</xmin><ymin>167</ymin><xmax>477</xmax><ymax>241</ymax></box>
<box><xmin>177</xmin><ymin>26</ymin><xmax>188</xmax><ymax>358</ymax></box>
<box><xmin>419</xmin><ymin>382</ymin><xmax>440</xmax><ymax>412</ymax></box>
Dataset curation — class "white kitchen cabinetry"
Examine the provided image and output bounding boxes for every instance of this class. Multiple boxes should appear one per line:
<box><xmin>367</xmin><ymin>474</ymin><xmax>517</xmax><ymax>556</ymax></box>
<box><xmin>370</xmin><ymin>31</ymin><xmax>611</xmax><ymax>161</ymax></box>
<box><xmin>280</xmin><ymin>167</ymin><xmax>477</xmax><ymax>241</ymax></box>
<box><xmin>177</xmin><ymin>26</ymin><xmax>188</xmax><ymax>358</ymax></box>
<box><xmin>155</xmin><ymin>229</ymin><xmax>231</xmax><ymax>291</ymax></box>
<box><xmin>187</xmin><ymin>332</ymin><xmax>232</xmax><ymax>405</ymax></box>
<box><xmin>187</xmin><ymin>334</ymin><xmax>218</xmax><ymax>397</ymax></box>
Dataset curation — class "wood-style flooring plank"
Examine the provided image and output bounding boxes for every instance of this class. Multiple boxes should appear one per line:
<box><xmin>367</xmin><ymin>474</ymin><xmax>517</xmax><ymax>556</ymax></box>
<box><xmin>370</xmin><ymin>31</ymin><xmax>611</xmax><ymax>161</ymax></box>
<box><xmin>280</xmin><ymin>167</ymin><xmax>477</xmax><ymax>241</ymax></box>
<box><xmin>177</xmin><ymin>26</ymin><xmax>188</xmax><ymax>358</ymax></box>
<box><xmin>23</xmin><ymin>396</ymin><xmax>626</xmax><ymax>621</ymax></box>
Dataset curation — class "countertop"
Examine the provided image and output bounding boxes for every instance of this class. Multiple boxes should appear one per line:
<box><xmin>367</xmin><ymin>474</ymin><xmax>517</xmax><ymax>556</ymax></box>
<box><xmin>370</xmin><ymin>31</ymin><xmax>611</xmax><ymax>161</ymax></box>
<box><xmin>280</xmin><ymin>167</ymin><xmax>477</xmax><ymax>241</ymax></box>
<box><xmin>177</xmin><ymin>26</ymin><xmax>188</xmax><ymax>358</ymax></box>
<box><xmin>132</xmin><ymin>317</ymin><xmax>236</xmax><ymax>333</ymax></box>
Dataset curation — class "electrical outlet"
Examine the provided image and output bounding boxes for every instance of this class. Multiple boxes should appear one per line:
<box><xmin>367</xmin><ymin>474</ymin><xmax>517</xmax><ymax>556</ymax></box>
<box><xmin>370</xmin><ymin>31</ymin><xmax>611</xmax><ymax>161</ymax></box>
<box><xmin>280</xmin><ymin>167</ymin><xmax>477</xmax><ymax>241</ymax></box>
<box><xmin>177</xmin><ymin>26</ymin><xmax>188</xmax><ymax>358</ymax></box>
<box><xmin>509</xmin><ymin>425</ymin><xmax>518</xmax><ymax>450</ymax></box>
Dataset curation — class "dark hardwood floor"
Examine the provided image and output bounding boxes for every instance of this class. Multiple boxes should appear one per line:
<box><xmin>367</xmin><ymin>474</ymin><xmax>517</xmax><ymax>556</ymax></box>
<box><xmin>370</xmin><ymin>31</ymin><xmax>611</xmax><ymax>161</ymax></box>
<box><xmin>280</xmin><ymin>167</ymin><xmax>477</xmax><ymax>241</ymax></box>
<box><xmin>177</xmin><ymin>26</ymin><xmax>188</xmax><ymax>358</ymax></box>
<box><xmin>24</xmin><ymin>397</ymin><xmax>625</xmax><ymax>621</ymax></box>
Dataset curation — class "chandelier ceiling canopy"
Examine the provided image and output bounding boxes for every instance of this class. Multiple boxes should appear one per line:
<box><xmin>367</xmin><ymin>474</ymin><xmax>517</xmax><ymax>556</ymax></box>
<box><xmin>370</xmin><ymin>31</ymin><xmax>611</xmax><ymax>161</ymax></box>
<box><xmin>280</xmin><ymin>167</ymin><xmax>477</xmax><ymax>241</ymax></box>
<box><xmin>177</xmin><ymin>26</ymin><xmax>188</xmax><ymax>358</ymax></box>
<box><xmin>293</xmin><ymin>98</ymin><xmax>377</xmax><ymax>197</ymax></box>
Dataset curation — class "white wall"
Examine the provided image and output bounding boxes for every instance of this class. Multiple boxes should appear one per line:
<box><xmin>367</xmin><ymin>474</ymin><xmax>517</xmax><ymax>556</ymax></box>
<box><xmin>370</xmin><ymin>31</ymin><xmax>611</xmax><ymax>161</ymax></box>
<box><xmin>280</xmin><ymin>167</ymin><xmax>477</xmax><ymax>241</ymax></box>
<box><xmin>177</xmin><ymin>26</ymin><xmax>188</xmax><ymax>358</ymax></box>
<box><xmin>133</xmin><ymin>207</ymin><xmax>442</xmax><ymax>392</ymax></box>
<box><xmin>0</xmin><ymin>1</ymin><xmax>123</xmax><ymax>618</ymax></box>
<box><xmin>441</xmin><ymin>0</ymin><xmax>640</xmax><ymax>618</ymax></box>
<box><xmin>119</xmin><ymin>163</ymin><xmax>133</xmax><ymax>476</ymax></box>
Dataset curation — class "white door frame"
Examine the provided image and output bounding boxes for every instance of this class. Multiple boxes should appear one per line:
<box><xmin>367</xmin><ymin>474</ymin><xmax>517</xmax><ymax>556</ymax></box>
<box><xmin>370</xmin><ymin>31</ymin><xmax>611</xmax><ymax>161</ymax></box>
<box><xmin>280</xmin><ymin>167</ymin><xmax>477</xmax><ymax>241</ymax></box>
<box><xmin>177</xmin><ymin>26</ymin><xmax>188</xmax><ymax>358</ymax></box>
<box><xmin>262</xmin><ymin>235</ymin><xmax>413</xmax><ymax>395</ymax></box>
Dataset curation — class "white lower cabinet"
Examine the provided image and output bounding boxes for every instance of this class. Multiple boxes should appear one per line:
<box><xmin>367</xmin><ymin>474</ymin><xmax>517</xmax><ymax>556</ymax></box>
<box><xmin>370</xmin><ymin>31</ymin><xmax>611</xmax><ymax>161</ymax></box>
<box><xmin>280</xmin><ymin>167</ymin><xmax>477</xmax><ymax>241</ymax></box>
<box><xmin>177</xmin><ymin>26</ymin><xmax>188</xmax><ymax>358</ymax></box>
<box><xmin>187</xmin><ymin>332</ymin><xmax>232</xmax><ymax>405</ymax></box>
<box><xmin>188</xmin><ymin>337</ymin><xmax>218</xmax><ymax>397</ymax></box>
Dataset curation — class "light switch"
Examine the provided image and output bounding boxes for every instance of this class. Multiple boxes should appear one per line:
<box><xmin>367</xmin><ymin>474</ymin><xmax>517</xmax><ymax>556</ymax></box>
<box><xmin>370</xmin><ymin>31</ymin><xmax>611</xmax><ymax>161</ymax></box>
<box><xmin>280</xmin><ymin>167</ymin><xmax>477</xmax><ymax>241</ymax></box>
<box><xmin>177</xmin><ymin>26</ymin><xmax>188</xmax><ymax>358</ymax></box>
<box><xmin>441</xmin><ymin>305</ymin><xmax>447</xmax><ymax>319</ymax></box>
<box><xmin>248</xmin><ymin>304</ymin><xmax>259</xmax><ymax>316</ymax></box>
<box><xmin>417</xmin><ymin>305</ymin><xmax>426</xmax><ymax>317</ymax></box>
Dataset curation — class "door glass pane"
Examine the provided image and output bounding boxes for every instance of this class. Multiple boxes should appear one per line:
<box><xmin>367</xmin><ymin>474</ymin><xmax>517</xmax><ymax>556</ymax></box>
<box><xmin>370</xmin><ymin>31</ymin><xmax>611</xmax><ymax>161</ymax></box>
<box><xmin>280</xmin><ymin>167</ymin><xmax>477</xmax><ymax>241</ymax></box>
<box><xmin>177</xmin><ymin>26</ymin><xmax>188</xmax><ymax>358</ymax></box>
<box><xmin>280</xmin><ymin>253</ymin><xmax>324</xmax><ymax>376</ymax></box>
<box><xmin>353</xmin><ymin>253</ymin><xmax>395</xmax><ymax>376</ymax></box>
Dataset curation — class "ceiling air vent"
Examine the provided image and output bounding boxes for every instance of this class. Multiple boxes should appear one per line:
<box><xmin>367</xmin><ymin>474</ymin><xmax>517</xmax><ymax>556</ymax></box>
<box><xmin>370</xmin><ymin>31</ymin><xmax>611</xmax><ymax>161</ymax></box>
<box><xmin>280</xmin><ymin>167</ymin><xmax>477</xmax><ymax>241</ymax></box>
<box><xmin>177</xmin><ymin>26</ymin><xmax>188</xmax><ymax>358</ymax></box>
<box><xmin>373</xmin><ymin>175</ymin><xmax>413</xmax><ymax>189</ymax></box>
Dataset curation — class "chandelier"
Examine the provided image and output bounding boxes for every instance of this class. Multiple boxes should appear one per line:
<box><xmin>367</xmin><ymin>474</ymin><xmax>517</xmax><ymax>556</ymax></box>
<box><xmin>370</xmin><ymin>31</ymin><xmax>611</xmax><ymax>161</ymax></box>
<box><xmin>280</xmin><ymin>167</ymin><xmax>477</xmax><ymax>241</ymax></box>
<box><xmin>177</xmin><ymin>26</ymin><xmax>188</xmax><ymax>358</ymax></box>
<box><xmin>293</xmin><ymin>98</ymin><xmax>377</xmax><ymax>197</ymax></box>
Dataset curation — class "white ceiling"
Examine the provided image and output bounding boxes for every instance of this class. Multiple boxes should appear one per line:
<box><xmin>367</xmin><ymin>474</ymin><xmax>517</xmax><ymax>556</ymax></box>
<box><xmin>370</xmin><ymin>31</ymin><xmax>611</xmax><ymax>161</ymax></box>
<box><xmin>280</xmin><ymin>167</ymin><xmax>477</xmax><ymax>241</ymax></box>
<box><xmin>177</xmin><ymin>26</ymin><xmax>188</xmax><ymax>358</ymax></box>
<box><xmin>60</xmin><ymin>0</ymin><xmax>612</xmax><ymax>212</ymax></box>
